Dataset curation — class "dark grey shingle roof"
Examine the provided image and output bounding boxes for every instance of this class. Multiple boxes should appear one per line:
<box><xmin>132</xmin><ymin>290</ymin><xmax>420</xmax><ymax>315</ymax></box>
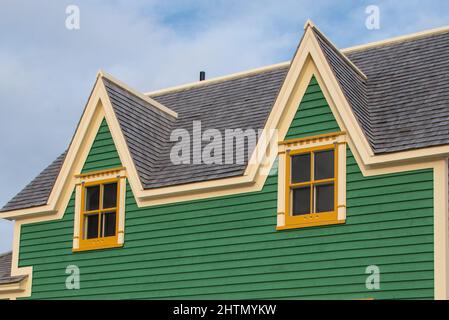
<box><xmin>103</xmin><ymin>78</ymin><xmax>177</xmax><ymax>186</ymax></box>
<box><xmin>345</xmin><ymin>30</ymin><xmax>449</xmax><ymax>153</ymax></box>
<box><xmin>148</xmin><ymin>67</ymin><xmax>288</xmax><ymax>188</ymax></box>
<box><xmin>1</xmin><ymin>152</ymin><xmax>66</xmax><ymax>212</ymax></box>
<box><xmin>0</xmin><ymin>252</ymin><xmax>25</xmax><ymax>285</ymax></box>
<box><xmin>105</xmin><ymin>67</ymin><xmax>288</xmax><ymax>188</ymax></box>
<box><xmin>3</xmin><ymin>26</ymin><xmax>449</xmax><ymax>213</ymax></box>
<box><xmin>313</xmin><ymin>29</ymin><xmax>373</xmax><ymax>144</ymax></box>
<box><xmin>0</xmin><ymin>68</ymin><xmax>287</xmax><ymax>212</ymax></box>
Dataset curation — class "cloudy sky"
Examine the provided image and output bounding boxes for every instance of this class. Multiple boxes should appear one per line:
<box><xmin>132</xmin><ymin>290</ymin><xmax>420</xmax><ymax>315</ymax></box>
<box><xmin>1</xmin><ymin>0</ymin><xmax>449</xmax><ymax>252</ymax></box>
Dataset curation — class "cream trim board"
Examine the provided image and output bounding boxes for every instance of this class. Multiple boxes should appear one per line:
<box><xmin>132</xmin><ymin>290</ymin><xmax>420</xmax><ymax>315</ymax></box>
<box><xmin>277</xmin><ymin>153</ymin><xmax>286</xmax><ymax>216</ymax></box>
<box><xmin>99</xmin><ymin>71</ymin><xmax>178</xmax><ymax>119</ymax></box>
<box><xmin>337</xmin><ymin>142</ymin><xmax>347</xmax><ymax>221</ymax></box>
<box><xmin>433</xmin><ymin>159</ymin><xmax>449</xmax><ymax>300</ymax></box>
<box><xmin>342</xmin><ymin>24</ymin><xmax>449</xmax><ymax>54</ymax></box>
<box><xmin>310</xmin><ymin>25</ymin><xmax>366</xmax><ymax>80</ymax></box>
<box><xmin>1</xmin><ymin>222</ymin><xmax>33</xmax><ymax>300</ymax></box>
<box><xmin>73</xmin><ymin>184</ymin><xmax>81</xmax><ymax>249</ymax></box>
<box><xmin>0</xmin><ymin>278</ymin><xmax>27</xmax><ymax>300</ymax></box>
<box><xmin>118</xmin><ymin>177</ymin><xmax>127</xmax><ymax>244</ymax></box>
<box><xmin>0</xmin><ymin>281</ymin><xmax>26</xmax><ymax>293</ymax></box>
<box><xmin>145</xmin><ymin>62</ymin><xmax>290</xmax><ymax>97</ymax></box>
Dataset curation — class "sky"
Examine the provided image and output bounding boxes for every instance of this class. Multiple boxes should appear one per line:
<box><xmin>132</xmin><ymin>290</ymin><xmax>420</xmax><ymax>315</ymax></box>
<box><xmin>1</xmin><ymin>0</ymin><xmax>449</xmax><ymax>253</ymax></box>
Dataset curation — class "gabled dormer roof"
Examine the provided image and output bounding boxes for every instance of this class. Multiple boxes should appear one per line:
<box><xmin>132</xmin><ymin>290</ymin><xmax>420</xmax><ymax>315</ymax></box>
<box><xmin>312</xmin><ymin>27</ymin><xmax>372</xmax><ymax>144</ymax></box>
<box><xmin>3</xmin><ymin>22</ymin><xmax>449</xmax><ymax>214</ymax></box>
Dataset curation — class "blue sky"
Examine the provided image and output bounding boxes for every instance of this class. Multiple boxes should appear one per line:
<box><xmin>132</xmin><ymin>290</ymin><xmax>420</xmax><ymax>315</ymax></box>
<box><xmin>1</xmin><ymin>0</ymin><xmax>449</xmax><ymax>252</ymax></box>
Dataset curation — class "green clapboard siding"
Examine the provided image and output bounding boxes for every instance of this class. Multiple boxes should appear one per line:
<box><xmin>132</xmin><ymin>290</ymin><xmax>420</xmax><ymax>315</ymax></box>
<box><xmin>18</xmin><ymin>77</ymin><xmax>434</xmax><ymax>299</ymax></box>
<box><xmin>285</xmin><ymin>76</ymin><xmax>340</xmax><ymax>140</ymax></box>
<box><xmin>81</xmin><ymin>119</ymin><xmax>121</xmax><ymax>173</ymax></box>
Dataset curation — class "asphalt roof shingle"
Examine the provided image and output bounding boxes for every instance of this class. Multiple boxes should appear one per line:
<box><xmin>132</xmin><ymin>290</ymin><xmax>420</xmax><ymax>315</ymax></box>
<box><xmin>313</xmin><ymin>29</ymin><xmax>373</xmax><ymax>144</ymax></box>
<box><xmin>148</xmin><ymin>66</ymin><xmax>288</xmax><ymax>188</ymax></box>
<box><xmin>0</xmin><ymin>252</ymin><xmax>25</xmax><ymax>285</ymax></box>
<box><xmin>1</xmin><ymin>152</ymin><xmax>66</xmax><ymax>212</ymax></box>
<box><xmin>345</xmin><ymin>30</ymin><xmax>449</xmax><ymax>153</ymax></box>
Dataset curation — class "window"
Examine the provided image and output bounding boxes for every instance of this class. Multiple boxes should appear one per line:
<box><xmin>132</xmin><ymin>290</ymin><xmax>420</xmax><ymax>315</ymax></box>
<box><xmin>83</xmin><ymin>181</ymin><xmax>118</xmax><ymax>240</ymax></box>
<box><xmin>73</xmin><ymin>168</ymin><xmax>126</xmax><ymax>251</ymax></box>
<box><xmin>285</xmin><ymin>145</ymin><xmax>340</xmax><ymax>228</ymax></box>
<box><xmin>290</xmin><ymin>148</ymin><xmax>335</xmax><ymax>216</ymax></box>
<box><xmin>277</xmin><ymin>133</ymin><xmax>347</xmax><ymax>230</ymax></box>
<box><xmin>79</xmin><ymin>179</ymin><xmax>119</xmax><ymax>249</ymax></box>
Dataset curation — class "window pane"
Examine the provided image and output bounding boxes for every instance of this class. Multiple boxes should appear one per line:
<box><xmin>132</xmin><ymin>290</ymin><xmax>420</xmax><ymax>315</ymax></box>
<box><xmin>315</xmin><ymin>183</ymin><xmax>334</xmax><ymax>213</ymax></box>
<box><xmin>101</xmin><ymin>212</ymin><xmax>116</xmax><ymax>237</ymax></box>
<box><xmin>292</xmin><ymin>187</ymin><xmax>311</xmax><ymax>215</ymax></box>
<box><xmin>103</xmin><ymin>183</ymin><xmax>118</xmax><ymax>209</ymax></box>
<box><xmin>291</xmin><ymin>153</ymin><xmax>311</xmax><ymax>183</ymax></box>
<box><xmin>314</xmin><ymin>150</ymin><xmax>334</xmax><ymax>180</ymax></box>
<box><xmin>85</xmin><ymin>186</ymin><xmax>100</xmax><ymax>211</ymax></box>
<box><xmin>85</xmin><ymin>214</ymin><xmax>99</xmax><ymax>239</ymax></box>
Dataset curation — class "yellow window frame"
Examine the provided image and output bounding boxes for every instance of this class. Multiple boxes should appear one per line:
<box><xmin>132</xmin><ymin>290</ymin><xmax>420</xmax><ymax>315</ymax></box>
<box><xmin>77</xmin><ymin>178</ymin><xmax>121</xmax><ymax>251</ymax></box>
<box><xmin>284</xmin><ymin>143</ymin><xmax>342</xmax><ymax>229</ymax></box>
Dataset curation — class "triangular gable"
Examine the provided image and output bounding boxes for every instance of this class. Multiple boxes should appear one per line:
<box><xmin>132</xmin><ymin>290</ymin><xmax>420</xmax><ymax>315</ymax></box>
<box><xmin>0</xmin><ymin>74</ymin><xmax>153</xmax><ymax>220</ymax></box>
<box><xmin>81</xmin><ymin>118</ymin><xmax>122</xmax><ymax>174</ymax></box>
<box><xmin>285</xmin><ymin>75</ymin><xmax>340</xmax><ymax>140</ymax></box>
<box><xmin>264</xmin><ymin>22</ymin><xmax>373</xmax><ymax>166</ymax></box>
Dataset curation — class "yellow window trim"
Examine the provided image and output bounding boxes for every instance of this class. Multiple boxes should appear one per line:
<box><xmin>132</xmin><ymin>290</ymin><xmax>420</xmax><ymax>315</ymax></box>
<box><xmin>73</xmin><ymin>168</ymin><xmax>127</xmax><ymax>252</ymax></box>
<box><xmin>277</xmin><ymin>132</ymin><xmax>347</xmax><ymax>230</ymax></box>
<box><xmin>284</xmin><ymin>144</ymin><xmax>339</xmax><ymax>229</ymax></box>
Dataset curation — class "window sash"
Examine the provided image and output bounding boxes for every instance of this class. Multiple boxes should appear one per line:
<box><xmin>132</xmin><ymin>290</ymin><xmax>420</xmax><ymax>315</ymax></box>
<box><xmin>80</xmin><ymin>178</ymin><xmax>120</xmax><ymax>241</ymax></box>
<box><xmin>285</xmin><ymin>144</ymin><xmax>338</xmax><ymax>225</ymax></box>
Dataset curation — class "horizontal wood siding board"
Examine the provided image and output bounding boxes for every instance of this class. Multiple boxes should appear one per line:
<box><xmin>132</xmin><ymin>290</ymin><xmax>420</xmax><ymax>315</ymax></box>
<box><xmin>18</xmin><ymin>78</ymin><xmax>434</xmax><ymax>299</ymax></box>
<box><xmin>81</xmin><ymin>119</ymin><xmax>122</xmax><ymax>174</ymax></box>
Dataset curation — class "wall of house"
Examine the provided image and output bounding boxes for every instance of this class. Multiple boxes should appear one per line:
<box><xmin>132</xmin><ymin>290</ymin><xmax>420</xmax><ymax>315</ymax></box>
<box><xmin>17</xmin><ymin>77</ymin><xmax>434</xmax><ymax>299</ymax></box>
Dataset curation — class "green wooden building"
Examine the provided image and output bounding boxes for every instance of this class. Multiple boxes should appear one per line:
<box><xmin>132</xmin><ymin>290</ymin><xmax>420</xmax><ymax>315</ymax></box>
<box><xmin>1</xmin><ymin>21</ymin><xmax>449</xmax><ymax>300</ymax></box>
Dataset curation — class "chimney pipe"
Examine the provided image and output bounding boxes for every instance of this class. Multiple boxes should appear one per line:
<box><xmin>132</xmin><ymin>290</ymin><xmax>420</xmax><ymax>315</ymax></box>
<box><xmin>199</xmin><ymin>71</ymin><xmax>206</xmax><ymax>81</ymax></box>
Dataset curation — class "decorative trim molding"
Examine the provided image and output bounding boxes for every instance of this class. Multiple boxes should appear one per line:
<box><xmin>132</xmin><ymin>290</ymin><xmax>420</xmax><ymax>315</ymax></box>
<box><xmin>279</xmin><ymin>131</ymin><xmax>346</xmax><ymax>146</ymax></box>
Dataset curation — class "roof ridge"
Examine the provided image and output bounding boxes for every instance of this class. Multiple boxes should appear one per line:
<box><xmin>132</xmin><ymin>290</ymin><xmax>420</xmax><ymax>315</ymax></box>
<box><xmin>98</xmin><ymin>71</ymin><xmax>178</xmax><ymax>118</ymax></box>
<box><xmin>145</xmin><ymin>23</ymin><xmax>449</xmax><ymax>98</ymax></box>
<box><xmin>309</xmin><ymin>24</ymin><xmax>367</xmax><ymax>80</ymax></box>
<box><xmin>310</xmin><ymin>22</ymin><xmax>374</xmax><ymax>145</ymax></box>
<box><xmin>145</xmin><ymin>61</ymin><xmax>290</xmax><ymax>97</ymax></box>
<box><xmin>342</xmin><ymin>24</ymin><xmax>449</xmax><ymax>54</ymax></box>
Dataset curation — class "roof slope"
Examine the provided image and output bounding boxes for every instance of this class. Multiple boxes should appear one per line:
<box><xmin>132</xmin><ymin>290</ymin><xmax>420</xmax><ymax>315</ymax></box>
<box><xmin>3</xmin><ymin>25</ymin><xmax>449</xmax><ymax>212</ymax></box>
<box><xmin>313</xmin><ymin>29</ymin><xmax>373</xmax><ymax>144</ymax></box>
<box><xmin>148</xmin><ymin>66</ymin><xmax>288</xmax><ymax>188</ymax></box>
<box><xmin>103</xmin><ymin>78</ymin><xmax>177</xmax><ymax>186</ymax></box>
<box><xmin>345</xmin><ymin>30</ymin><xmax>449</xmax><ymax>153</ymax></box>
<box><xmin>1</xmin><ymin>152</ymin><xmax>66</xmax><ymax>212</ymax></box>
<box><xmin>0</xmin><ymin>252</ymin><xmax>25</xmax><ymax>285</ymax></box>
